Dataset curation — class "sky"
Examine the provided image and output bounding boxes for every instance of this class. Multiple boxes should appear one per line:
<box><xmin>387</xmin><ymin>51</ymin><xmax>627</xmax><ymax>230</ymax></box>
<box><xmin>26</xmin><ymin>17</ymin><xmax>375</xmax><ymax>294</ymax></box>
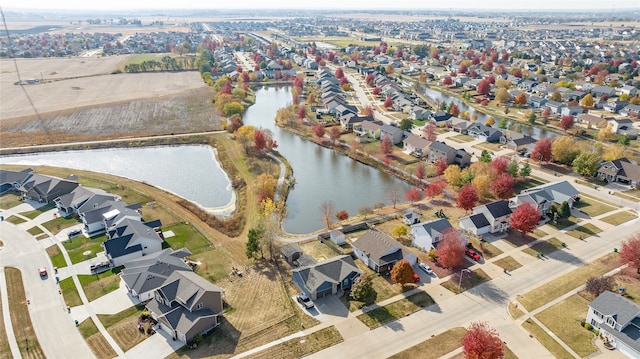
<box><xmin>2</xmin><ymin>0</ymin><xmax>639</xmax><ymax>11</ymax></box>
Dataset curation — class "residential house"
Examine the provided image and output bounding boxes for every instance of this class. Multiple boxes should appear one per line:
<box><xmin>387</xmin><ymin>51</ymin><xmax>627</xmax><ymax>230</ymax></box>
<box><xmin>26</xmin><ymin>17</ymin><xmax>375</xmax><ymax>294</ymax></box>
<box><xmin>121</xmin><ymin>248</ymin><xmax>192</xmax><ymax>302</ymax></box>
<box><xmin>403</xmin><ymin>134</ymin><xmax>431</xmax><ymax>158</ymax></box>
<box><xmin>380</xmin><ymin>124</ymin><xmax>405</xmax><ymax>145</ymax></box>
<box><xmin>500</xmin><ymin>132</ymin><xmax>537</xmax><ymax>152</ymax></box>
<box><xmin>339</xmin><ymin>114</ymin><xmax>373</xmax><ymax>131</ymax></box>
<box><xmin>464</xmin><ymin>200</ymin><xmax>513</xmax><ymax>234</ymax></box>
<box><xmin>576</xmin><ymin>113</ymin><xmax>608</xmax><ymax>129</ymax></box>
<box><xmin>352</xmin><ymin>230</ymin><xmax>418</xmax><ymax>273</ymax></box>
<box><xmin>510</xmin><ymin>180</ymin><xmax>580</xmax><ymax>215</ymax></box>
<box><xmin>607</xmin><ymin>118</ymin><xmax>637</xmax><ymax>138</ymax></box>
<box><xmin>561</xmin><ymin>105</ymin><xmax>584</xmax><ymax>117</ymax></box>
<box><xmin>468</xmin><ymin>123</ymin><xmax>503</xmax><ymax>143</ymax></box>
<box><xmin>528</xmin><ymin>95</ymin><xmax>548</xmax><ymax>109</ymax></box>
<box><xmin>428</xmin><ymin>141</ymin><xmax>456</xmax><ymax>165</ymax></box>
<box><xmin>620</xmin><ymin>85</ymin><xmax>638</xmax><ymax>97</ymax></box>
<box><xmin>429</xmin><ymin>111</ymin><xmax>452</xmax><ymax>126</ymax></box>
<box><xmin>0</xmin><ymin>168</ymin><xmax>33</xmax><ymax>194</ymax></box>
<box><xmin>18</xmin><ymin>173</ymin><xmax>79</xmax><ymax>203</ymax></box>
<box><xmin>603</xmin><ymin>101</ymin><xmax>629</xmax><ymax>114</ymax></box>
<box><xmin>146</xmin><ymin>270</ymin><xmax>224</xmax><ymax>343</ymax></box>
<box><xmin>586</xmin><ymin>291</ymin><xmax>640</xmax><ymax>358</ymax></box>
<box><xmin>620</xmin><ymin>104</ymin><xmax>640</xmax><ymax>117</ymax></box>
<box><xmin>280</xmin><ymin>243</ymin><xmax>303</xmax><ymax>265</ymax></box>
<box><xmin>544</xmin><ymin>100</ymin><xmax>566</xmax><ymax>115</ymax></box>
<box><xmin>410</xmin><ymin>106</ymin><xmax>430</xmax><ymax>121</ymax></box>
<box><xmin>104</xmin><ymin>217</ymin><xmax>164</xmax><ymax>267</ymax></box>
<box><xmin>54</xmin><ymin>186</ymin><xmax>118</xmax><ymax>217</ymax></box>
<box><xmin>450</xmin><ymin>117</ymin><xmax>473</xmax><ymax>134</ymax></box>
<box><xmin>591</xmin><ymin>85</ymin><xmax>617</xmax><ymax>98</ymax></box>
<box><xmin>454</xmin><ymin>149</ymin><xmax>472</xmax><ymax>168</ymax></box>
<box><xmin>458</xmin><ymin>213</ymin><xmax>492</xmax><ymax>236</ymax></box>
<box><xmin>79</xmin><ymin>200</ymin><xmax>142</xmax><ymax>235</ymax></box>
<box><xmin>403</xmin><ymin>211</ymin><xmax>421</xmax><ymax>225</ymax></box>
<box><xmin>354</xmin><ymin>120</ymin><xmax>382</xmax><ymax>140</ymax></box>
<box><xmin>597</xmin><ymin>158</ymin><xmax>640</xmax><ymax>187</ymax></box>
<box><xmin>292</xmin><ymin>255</ymin><xmax>361</xmax><ymax>300</ymax></box>
<box><xmin>411</xmin><ymin>218</ymin><xmax>454</xmax><ymax>252</ymax></box>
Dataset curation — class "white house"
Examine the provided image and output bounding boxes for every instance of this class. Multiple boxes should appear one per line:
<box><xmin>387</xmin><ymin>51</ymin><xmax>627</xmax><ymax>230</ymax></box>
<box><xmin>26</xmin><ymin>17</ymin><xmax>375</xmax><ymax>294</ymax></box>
<box><xmin>469</xmin><ymin>200</ymin><xmax>513</xmax><ymax>234</ymax></box>
<box><xmin>411</xmin><ymin>218</ymin><xmax>454</xmax><ymax>252</ymax></box>
<box><xmin>586</xmin><ymin>291</ymin><xmax>640</xmax><ymax>358</ymax></box>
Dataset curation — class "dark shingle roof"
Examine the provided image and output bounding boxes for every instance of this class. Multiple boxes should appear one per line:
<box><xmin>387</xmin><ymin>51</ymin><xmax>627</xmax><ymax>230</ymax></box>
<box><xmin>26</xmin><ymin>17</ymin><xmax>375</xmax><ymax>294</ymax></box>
<box><xmin>292</xmin><ymin>255</ymin><xmax>360</xmax><ymax>293</ymax></box>
<box><xmin>469</xmin><ymin>213</ymin><xmax>490</xmax><ymax>228</ymax></box>
<box><xmin>484</xmin><ymin>200</ymin><xmax>512</xmax><ymax>218</ymax></box>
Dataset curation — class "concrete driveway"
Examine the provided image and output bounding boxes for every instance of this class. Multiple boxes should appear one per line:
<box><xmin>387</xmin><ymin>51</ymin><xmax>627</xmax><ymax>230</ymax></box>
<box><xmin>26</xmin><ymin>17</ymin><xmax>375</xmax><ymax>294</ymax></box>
<box><xmin>125</xmin><ymin>324</ymin><xmax>184</xmax><ymax>358</ymax></box>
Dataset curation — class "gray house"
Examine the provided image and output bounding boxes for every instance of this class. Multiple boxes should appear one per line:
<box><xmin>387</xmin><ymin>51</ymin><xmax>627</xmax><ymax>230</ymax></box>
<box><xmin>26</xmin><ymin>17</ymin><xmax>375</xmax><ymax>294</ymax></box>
<box><xmin>510</xmin><ymin>180</ymin><xmax>580</xmax><ymax>215</ymax></box>
<box><xmin>380</xmin><ymin>124</ymin><xmax>405</xmax><ymax>145</ymax></box>
<box><xmin>468</xmin><ymin>123</ymin><xmax>503</xmax><ymax>143</ymax></box>
<box><xmin>352</xmin><ymin>230</ymin><xmax>417</xmax><ymax>273</ymax></box>
<box><xmin>428</xmin><ymin>141</ymin><xmax>456</xmax><ymax>165</ymax></box>
<box><xmin>597</xmin><ymin>158</ymin><xmax>640</xmax><ymax>187</ymax></box>
<box><xmin>292</xmin><ymin>255</ymin><xmax>360</xmax><ymax>300</ymax></box>
<box><xmin>103</xmin><ymin>217</ymin><xmax>164</xmax><ymax>267</ymax></box>
<box><xmin>586</xmin><ymin>291</ymin><xmax>640</xmax><ymax>358</ymax></box>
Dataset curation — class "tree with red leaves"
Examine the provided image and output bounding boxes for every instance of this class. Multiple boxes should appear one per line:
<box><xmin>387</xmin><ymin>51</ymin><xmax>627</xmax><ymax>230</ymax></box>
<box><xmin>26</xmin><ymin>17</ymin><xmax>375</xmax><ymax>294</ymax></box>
<box><xmin>405</xmin><ymin>188</ymin><xmax>422</xmax><ymax>203</ymax></box>
<box><xmin>327</xmin><ymin>52</ymin><xmax>335</xmax><ymax>62</ymax></box>
<box><xmin>363</xmin><ymin>105</ymin><xmax>374</xmax><ymax>117</ymax></box>
<box><xmin>620</xmin><ymin>234</ymin><xmax>640</xmax><ymax>274</ymax></box>
<box><xmin>424</xmin><ymin>179</ymin><xmax>446</xmax><ymax>200</ymax></box>
<box><xmin>422</xmin><ymin>121</ymin><xmax>437</xmax><ymax>141</ymax></box>
<box><xmin>365</xmin><ymin>73</ymin><xmax>375</xmax><ymax>87</ymax></box>
<box><xmin>254</xmin><ymin>129</ymin><xmax>267</xmax><ymax>151</ymax></box>
<box><xmin>459</xmin><ymin>64</ymin><xmax>468</xmax><ymax>74</ymax></box>
<box><xmin>457</xmin><ymin>184</ymin><xmax>479</xmax><ymax>212</ymax></box>
<box><xmin>329</xmin><ymin>126</ymin><xmax>341</xmax><ymax>145</ymax></box>
<box><xmin>415</xmin><ymin>163</ymin><xmax>426</xmax><ymax>180</ymax></box>
<box><xmin>396</xmin><ymin>49</ymin><xmax>403</xmax><ymax>58</ymax></box>
<box><xmin>384</xmin><ymin>96</ymin><xmax>393</xmax><ymax>108</ymax></box>
<box><xmin>449</xmin><ymin>104</ymin><xmax>460</xmax><ymax>117</ymax></box>
<box><xmin>490</xmin><ymin>156</ymin><xmax>509</xmax><ymax>176</ymax></box>
<box><xmin>297</xmin><ymin>105</ymin><xmax>306</xmax><ymax>120</ymax></box>
<box><xmin>227</xmin><ymin>115</ymin><xmax>243</xmax><ymax>133</ymax></box>
<box><xmin>560</xmin><ymin>114</ymin><xmax>574</xmax><ymax>132</ymax></box>
<box><xmin>436</xmin><ymin>158</ymin><xmax>448</xmax><ymax>175</ymax></box>
<box><xmin>436</xmin><ymin>228</ymin><xmax>466</xmax><ymax>269</ymax></box>
<box><xmin>335</xmin><ymin>67</ymin><xmax>344</xmax><ymax>79</ymax></box>
<box><xmin>220</xmin><ymin>80</ymin><xmax>232</xmax><ymax>95</ymax></box>
<box><xmin>542</xmin><ymin>107</ymin><xmax>551</xmax><ymax>118</ymax></box>
<box><xmin>241</xmin><ymin>72</ymin><xmax>250</xmax><ymax>83</ymax></box>
<box><xmin>442</xmin><ymin>76</ymin><xmax>453</xmax><ymax>86</ymax></box>
<box><xmin>472</xmin><ymin>56</ymin><xmax>480</xmax><ymax>65</ymax></box>
<box><xmin>513</xmin><ymin>68</ymin><xmax>523</xmax><ymax>78</ymax></box>
<box><xmin>509</xmin><ymin>202</ymin><xmax>541</xmax><ymax>236</ymax></box>
<box><xmin>380</xmin><ymin>135</ymin><xmax>393</xmax><ymax>155</ymax></box>
<box><xmin>335</xmin><ymin>210</ymin><xmax>349</xmax><ymax>222</ymax></box>
<box><xmin>372</xmin><ymin>86</ymin><xmax>381</xmax><ymax>96</ymax></box>
<box><xmin>491</xmin><ymin>173</ymin><xmax>515</xmax><ymax>200</ymax></box>
<box><xmin>530</xmin><ymin>137</ymin><xmax>552</xmax><ymax>164</ymax></box>
<box><xmin>477</xmin><ymin>80</ymin><xmax>491</xmax><ymax>95</ymax></box>
<box><xmin>514</xmin><ymin>93</ymin><xmax>527</xmax><ymax>106</ymax></box>
<box><xmin>339</xmin><ymin>76</ymin><xmax>349</xmax><ymax>86</ymax></box>
<box><xmin>312</xmin><ymin>123</ymin><xmax>325</xmax><ymax>140</ymax></box>
<box><xmin>391</xmin><ymin>260</ymin><xmax>415</xmax><ymax>285</ymax></box>
<box><xmin>462</xmin><ymin>322</ymin><xmax>504</xmax><ymax>359</ymax></box>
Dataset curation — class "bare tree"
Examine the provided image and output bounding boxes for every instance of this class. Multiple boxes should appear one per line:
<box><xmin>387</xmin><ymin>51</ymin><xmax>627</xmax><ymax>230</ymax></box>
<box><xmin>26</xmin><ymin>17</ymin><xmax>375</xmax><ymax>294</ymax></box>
<box><xmin>320</xmin><ymin>201</ymin><xmax>335</xmax><ymax>229</ymax></box>
<box><xmin>585</xmin><ymin>276</ymin><xmax>616</xmax><ymax>297</ymax></box>
<box><xmin>386</xmin><ymin>184</ymin><xmax>403</xmax><ymax>209</ymax></box>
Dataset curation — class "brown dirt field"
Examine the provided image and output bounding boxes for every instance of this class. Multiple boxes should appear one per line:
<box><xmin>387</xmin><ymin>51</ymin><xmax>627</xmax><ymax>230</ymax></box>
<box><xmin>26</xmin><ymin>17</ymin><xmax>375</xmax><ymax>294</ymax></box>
<box><xmin>107</xmin><ymin>319</ymin><xmax>151</xmax><ymax>352</ymax></box>
<box><xmin>1</xmin><ymin>57</ymin><xmax>125</xmax><ymax>82</ymax></box>
<box><xmin>86</xmin><ymin>334</ymin><xmax>118</xmax><ymax>359</ymax></box>
<box><xmin>5</xmin><ymin>267</ymin><xmax>45</xmax><ymax>359</ymax></box>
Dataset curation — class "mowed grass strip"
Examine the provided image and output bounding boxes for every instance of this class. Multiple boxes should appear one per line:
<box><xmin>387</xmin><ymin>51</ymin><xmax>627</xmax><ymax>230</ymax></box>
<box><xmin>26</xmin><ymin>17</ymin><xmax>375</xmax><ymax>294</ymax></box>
<box><xmin>5</xmin><ymin>267</ymin><xmax>45</xmax><ymax>359</ymax></box>
<box><xmin>522</xmin><ymin>237</ymin><xmax>565</xmax><ymax>257</ymax></box>
<box><xmin>518</xmin><ymin>252</ymin><xmax>619</xmax><ymax>312</ymax></box>
<box><xmin>441</xmin><ymin>269</ymin><xmax>491</xmax><ymax>294</ymax></box>
<box><xmin>245</xmin><ymin>326</ymin><xmax>343</xmax><ymax>359</ymax></box>
<box><xmin>46</xmin><ymin>244</ymin><xmax>67</xmax><ymax>268</ymax></box>
<box><xmin>59</xmin><ymin>277</ymin><xmax>82</xmax><ymax>307</ymax></box>
<box><xmin>79</xmin><ymin>272</ymin><xmax>121</xmax><ymax>302</ymax></box>
<box><xmin>78</xmin><ymin>318</ymin><xmax>118</xmax><ymax>359</ymax></box>
<box><xmin>19</xmin><ymin>204</ymin><xmax>55</xmax><ymax>219</ymax></box>
<box><xmin>388</xmin><ymin>327</ymin><xmax>466</xmax><ymax>359</ymax></box>
<box><xmin>536</xmin><ymin>294</ymin><xmax>597</xmax><ymax>357</ymax></box>
<box><xmin>27</xmin><ymin>226</ymin><xmax>44</xmax><ymax>236</ymax></box>
<box><xmin>63</xmin><ymin>234</ymin><xmax>109</xmax><ymax>264</ymax></box>
<box><xmin>564</xmin><ymin>223</ymin><xmax>602</xmax><ymax>239</ymax></box>
<box><xmin>0</xmin><ymin>193</ymin><xmax>22</xmax><ymax>209</ymax></box>
<box><xmin>5</xmin><ymin>215</ymin><xmax>26</xmax><ymax>225</ymax></box>
<box><xmin>493</xmin><ymin>256</ymin><xmax>522</xmax><ymax>272</ymax></box>
<box><xmin>357</xmin><ymin>291</ymin><xmax>436</xmax><ymax>329</ymax></box>
<box><xmin>522</xmin><ymin>319</ymin><xmax>574</xmax><ymax>359</ymax></box>
<box><xmin>600</xmin><ymin>211</ymin><xmax>638</xmax><ymax>226</ymax></box>
<box><xmin>573</xmin><ymin>197</ymin><xmax>616</xmax><ymax>217</ymax></box>
<box><xmin>41</xmin><ymin>216</ymin><xmax>81</xmax><ymax>234</ymax></box>
<box><xmin>0</xmin><ymin>285</ymin><xmax>10</xmax><ymax>359</ymax></box>
<box><xmin>99</xmin><ymin>304</ymin><xmax>148</xmax><ymax>352</ymax></box>
<box><xmin>468</xmin><ymin>238</ymin><xmax>503</xmax><ymax>259</ymax></box>
<box><xmin>508</xmin><ymin>301</ymin><xmax>525</xmax><ymax>319</ymax></box>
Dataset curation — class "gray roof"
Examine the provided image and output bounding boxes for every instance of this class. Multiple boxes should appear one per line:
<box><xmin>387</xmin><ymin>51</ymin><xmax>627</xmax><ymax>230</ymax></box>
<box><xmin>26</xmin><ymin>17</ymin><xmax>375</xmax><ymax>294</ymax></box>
<box><xmin>280</xmin><ymin>243</ymin><xmax>303</xmax><ymax>258</ymax></box>
<box><xmin>380</xmin><ymin>124</ymin><xmax>403</xmax><ymax>135</ymax></box>
<box><xmin>483</xmin><ymin>200</ymin><xmax>513</xmax><ymax>218</ymax></box>
<box><xmin>19</xmin><ymin>173</ymin><xmax>79</xmax><ymax>201</ymax></box>
<box><xmin>157</xmin><ymin>270</ymin><xmax>223</xmax><ymax>312</ymax></box>
<box><xmin>146</xmin><ymin>298</ymin><xmax>217</xmax><ymax>338</ymax></box>
<box><xmin>413</xmin><ymin>218</ymin><xmax>453</xmax><ymax>238</ymax></box>
<box><xmin>0</xmin><ymin>168</ymin><xmax>33</xmax><ymax>186</ymax></box>
<box><xmin>54</xmin><ymin>186</ymin><xmax>98</xmax><ymax>209</ymax></box>
<box><xmin>590</xmin><ymin>291</ymin><xmax>640</xmax><ymax>353</ymax></box>
<box><xmin>429</xmin><ymin>141</ymin><xmax>454</xmax><ymax>154</ymax></box>
<box><xmin>104</xmin><ymin>218</ymin><xmax>162</xmax><ymax>259</ymax></box>
<box><xmin>121</xmin><ymin>248</ymin><xmax>192</xmax><ymax>296</ymax></box>
<box><xmin>292</xmin><ymin>255</ymin><xmax>360</xmax><ymax>293</ymax></box>
<box><xmin>520</xmin><ymin>180</ymin><xmax>579</xmax><ymax>205</ymax></box>
<box><xmin>352</xmin><ymin>230</ymin><xmax>413</xmax><ymax>267</ymax></box>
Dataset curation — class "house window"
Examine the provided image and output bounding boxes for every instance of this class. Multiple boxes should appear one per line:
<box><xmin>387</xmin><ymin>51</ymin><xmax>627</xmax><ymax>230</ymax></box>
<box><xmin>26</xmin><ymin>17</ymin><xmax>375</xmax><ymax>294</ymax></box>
<box><xmin>196</xmin><ymin>303</ymin><xmax>203</xmax><ymax>310</ymax></box>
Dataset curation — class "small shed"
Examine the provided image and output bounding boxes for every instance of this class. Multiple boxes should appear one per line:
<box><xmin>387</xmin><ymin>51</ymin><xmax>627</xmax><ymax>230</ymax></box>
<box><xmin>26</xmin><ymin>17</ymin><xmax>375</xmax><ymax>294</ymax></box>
<box><xmin>329</xmin><ymin>230</ymin><xmax>346</xmax><ymax>245</ymax></box>
<box><xmin>403</xmin><ymin>211</ymin><xmax>421</xmax><ymax>225</ymax></box>
<box><xmin>281</xmin><ymin>244</ymin><xmax>303</xmax><ymax>265</ymax></box>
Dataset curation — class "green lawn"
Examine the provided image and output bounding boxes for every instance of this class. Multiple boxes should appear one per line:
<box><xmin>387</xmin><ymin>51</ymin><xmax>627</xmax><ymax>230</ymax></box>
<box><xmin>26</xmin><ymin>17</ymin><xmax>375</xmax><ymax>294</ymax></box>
<box><xmin>98</xmin><ymin>304</ymin><xmax>146</xmax><ymax>329</ymax></box>
<box><xmin>5</xmin><ymin>215</ymin><xmax>26</xmax><ymax>225</ymax></box>
<box><xmin>600</xmin><ymin>211</ymin><xmax>638</xmax><ymax>225</ymax></box>
<box><xmin>449</xmin><ymin>134</ymin><xmax>475</xmax><ymax>143</ymax></box>
<box><xmin>564</xmin><ymin>223</ymin><xmax>602</xmax><ymax>239</ymax></box>
<box><xmin>27</xmin><ymin>226</ymin><xmax>44</xmax><ymax>236</ymax></box>
<box><xmin>60</xmin><ymin>277</ymin><xmax>82</xmax><ymax>307</ymax></box>
<box><xmin>46</xmin><ymin>245</ymin><xmax>68</xmax><ymax>268</ymax></box>
<box><xmin>388</xmin><ymin>327</ymin><xmax>466</xmax><ymax>359</ymax></box>
<box><xmin>78</xmin><ymin>271</ymin><xmax>122</xmax><ymax>302</ymax></box>
<box><xmin>522</xmin><ymin>319</ymin><xmax>574</xmax><ymax>359</ymax></box>
<box><xmin>244</xmin><ymin>326</ymin><xmax>343</xmax><ymax>359</ymax></box>
<box><xmin>19</xmin><ymin>203</ymin><xmax>55</xmax><ymax>219</ymax></box>
<box><xmin>518</xmin><ymin>253</ymin><xmax>620</xmax><ymax>312</ymax></box>
<box><xmin>42</xmin><ymin>216</ymin><xmax>81</xmax><ymax>234</ymax></box>
<box><xmin>340</xmin><ymin>263</ymin><xmax>405</xmax><ymax>312</ymax></box>
<box><xmin>544</xmin><ymin>216</ymin><xmax>580</xmax><ymax>230</ymax></box>
<box><xmin>441</xmin><ymin>269</ymin><xmax>491</xmax><ymax>294</ymax></box>
<box><xmin>357</xmin><ymin>291</ymin><xmax>436</xmax><ymax>329</ymax></box>
<box><xmin>522</xmin><ymin>237</ymin><xmax>566</xmax><ymax>257</ymax></box>
<box><xmin>536</xmin><ymin>294</ymin><xmax>597</xmax><ymax>357</ymax></box>
<box><xmin>78</xmin><ymin>317</ymin><xmax>99</xmax><ymax>338</ymax></box>
<box><xmin>493</xmin><ymin>256</ymin><xmax>522</xmax><ymax>272</ymax></box>
<box><xmin>163</xmin><ymin>222</ymin><xmax>212</xmax><ymax>255</ymax></box>
<box><xmin>574</xmin><ymin>197</ymin><xmax>616</xmax><ymax>217</ymax></box>
<box><xmin>532</xmin><ymin>228</ymin><xmax>547</xmax><ymax>239</ymax></box>
<box><xmin>0</xmin><ymin>193</ymin><xmax>22</xmax><ymax>209</ymax></box>
<box><xmin>63</xmin><ymin>234</ymin><xmax>109</xmax><ymax>264</ymax></box>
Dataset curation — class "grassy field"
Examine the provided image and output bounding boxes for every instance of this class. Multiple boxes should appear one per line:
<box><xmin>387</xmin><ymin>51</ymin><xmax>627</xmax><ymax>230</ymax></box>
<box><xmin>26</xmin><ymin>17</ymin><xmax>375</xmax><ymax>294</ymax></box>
<box><xmin>78</xmin><ymin>318</ymin><xmax>118</xmax><ymax>359</ymax></box>
<box><xmin>518</xmin><ymin>253</ymin><xmax>620</xmax><ymax>312</ymax></box>
<box><xmin>5</xmin><ymin>267</ymin><xmax>45</xmax><ymax>359</ymax></box>
<box><xmin>0</xmin><ymin>192</ymin><xmax>22</xmax><ymax>209</ymax></box>
<box><xmin>441</xmin><ymin>269</ymin><xmax>491</xmax><ymax>294</ymax></box>
<box><xmin>544</xmin><ymin>216</ymin><xmax>580</xmax><ymax>231</ymax></box>
<box><xmin>62</xmin><ymin>234</ymin><xmax>109</xmax><ymax>264</ymax></box>
<box><xmin>79</xmin><ymin>271</ymin><xmax>121</xmax><ymax>302</ymax></box>
<box><xmin>508</xmin><ymin>301</ymin><xmax>525</xmax><ymax>319</ymax></box>
<box><xmin>245</xmin><ymin>326</ymin><xmax>343</xmax><ymax>359</ymax></box>
<box><xmin>163</xmin><ymin>222</ymin><xmax>212</xmax><ymax>255</ymax></box>
<box><xmin>27</xmin><ymin>226</ymin><xmax>44</xmax><ymax>236</ymax></box>
<box><xmin>493</xmin><ymin>256</ymin><xmax>522</xmax><ymax>272</ymax></box>
<box><xmin>0</xmin><ymin>285</ymin><xmax>10</xmax><ymax>359</ymax></box>
<box><xmin>388</xmin><ymin>327</ymin><xmax>466</xmax><ymax>359</ymax></box>
<box><xmin>357</xmin><ymin>291</ymin><xmax>435</xmax><ymax>329</ymax></box>
<box><xmin>19</xmin><ymin>204</ymin><xmax>56</xmax><ymax>219</ymax></box>
<box><xmin>340</xmin><ymin>262</ymin><xmax>406</xmax><ymax>312</ymax></box>
<box><xmin>46</xmin><ymin>244</ymin><xmax>67</xmax><ymax>268</ymax></box>
<box><xmin>574</xmin><ymin>197</ymin><xmax>616</xmax><ymax>217</ymax></box>
<box><xmin>41</xmin><ymin>216</ymin><xmax>81</xmax><ymax>235</ymax></box>
<box><xmin>469</xmin><ymin>238</ymin><xmax>503</xmax><ymax>259</ymax></box>
<box><xmin>522</xmin><ymin>237</ymin><xmax>565</xmax><ymax>257</ymax></box>
<box><xmin>600</xmin><ymin>211</ymin><xmax>638</xmax><ymax>225</ymax></box>
<box><xmin>564</xmin><ymin>223</ymin><xmax>602</xmax><ymax>239</ymax></box>
<box><xmin>5</xmin><ymin>215</ymin><xmax>26</xmax><ymax>225</ymax></box>
<box><xmin>99</xmin><ymin>304</ymin><xmax>148</xmax><ymax>352</ymax></box>
<box><xmin>449</xmin><ymin>134</ymin><xmax>475</xmax><ymax>143</ymax></box>
<box><xmin>521</xmin><ymin>319</ymin><xmax>573</xmax><ymax>359</ymax></box>
<box><xmin>59</xmin><ymin>277</ymin><xmax>82</xmax><ymax>307</ymax></box>
<box><xmin>536</xmin><ymin>294</ymin><xmax>597</xmax><ymax>357</ymax></box>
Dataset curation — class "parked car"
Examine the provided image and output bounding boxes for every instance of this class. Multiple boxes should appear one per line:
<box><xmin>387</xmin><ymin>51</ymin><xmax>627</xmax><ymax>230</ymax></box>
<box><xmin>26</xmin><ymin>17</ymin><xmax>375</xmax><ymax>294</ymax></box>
<box><xmin>465</xmin><ymin>248</ymin><xmax>481</xmax><ymax>261</ymax></box>
<box><xmin>38</xmin><ymin>267</ymin><xmax>47</xmax><ymax>277</ymax></box>
<box><xmin>418</xmin><ymin>263</ymin><xmax>434</xmax><ymax>275</ymax></box>
<box><xmin>413</xmin><ymin>273</ymin><xmax>420</xmax><ymax>283</ymax></box>
<box><xmin>90</xmin><ymin>261</ymin><xmax>111</xmax><ymax>274</ymax></box>
<box><xmin>296</xmin><ymin>293</ymin><xmax>315</xmax><ymax>309</ymax></box>
<box><xmin>68</xmin><ymin>229</ymin><xmax>82</xmax><ymax>239</ymax></box>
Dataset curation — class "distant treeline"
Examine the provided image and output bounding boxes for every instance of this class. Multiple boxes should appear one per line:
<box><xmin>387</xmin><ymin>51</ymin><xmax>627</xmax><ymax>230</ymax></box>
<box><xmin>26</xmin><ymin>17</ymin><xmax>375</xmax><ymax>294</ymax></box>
<box><xmin>123</xmin><ymin>55</ymin><xmax>197</xmax><ymax>73</ymax></box>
